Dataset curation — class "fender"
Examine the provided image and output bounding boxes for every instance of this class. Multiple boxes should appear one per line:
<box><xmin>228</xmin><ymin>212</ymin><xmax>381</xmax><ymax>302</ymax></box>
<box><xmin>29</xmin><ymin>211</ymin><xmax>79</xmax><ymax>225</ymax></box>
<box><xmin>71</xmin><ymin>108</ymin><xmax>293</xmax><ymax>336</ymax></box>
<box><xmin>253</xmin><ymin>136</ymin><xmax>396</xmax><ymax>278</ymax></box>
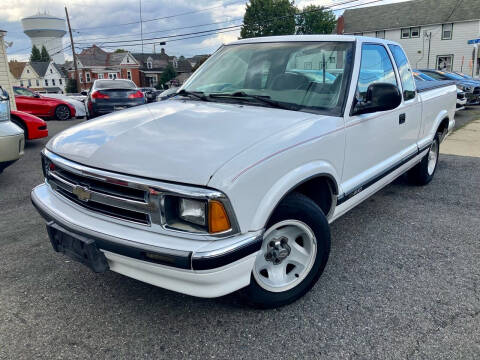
<box><xmin>418</xmin><ymin>109</ymin><xmax>449</xmax><ymax>150</ymax></box>
<box><xmin>249</xmin><ymin>160</ymin><xmax>341</xmax><ymax>230</ymax></box>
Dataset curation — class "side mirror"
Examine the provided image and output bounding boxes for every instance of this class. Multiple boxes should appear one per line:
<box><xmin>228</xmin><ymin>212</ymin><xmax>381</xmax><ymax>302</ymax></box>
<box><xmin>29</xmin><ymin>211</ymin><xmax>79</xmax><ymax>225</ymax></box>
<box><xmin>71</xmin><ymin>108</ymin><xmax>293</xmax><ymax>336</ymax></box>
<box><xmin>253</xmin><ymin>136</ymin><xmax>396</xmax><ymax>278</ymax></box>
<box><xmin>352</xmin><ymin>83</ymin><xmax>402</xmax><ymax>115</ymax></box>
<box><xmin>80</xmin><ymin>91</ymin><xmax>88</xmax><ymax>96</ymax></box>
<box><xmin>0</xmin><ymin>87</ymin><xmax>9</xmax><ymax>101</ymax></box>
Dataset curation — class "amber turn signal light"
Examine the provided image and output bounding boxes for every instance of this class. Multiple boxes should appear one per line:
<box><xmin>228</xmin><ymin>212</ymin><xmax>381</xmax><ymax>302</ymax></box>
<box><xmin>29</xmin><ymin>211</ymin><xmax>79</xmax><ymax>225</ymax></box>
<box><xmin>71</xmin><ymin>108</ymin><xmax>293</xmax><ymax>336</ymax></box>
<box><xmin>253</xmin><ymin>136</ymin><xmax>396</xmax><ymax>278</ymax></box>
<box><xmin>208</xmin><ymin>200</ymin><xmax>231</xmax><ymax>233</ymax></box>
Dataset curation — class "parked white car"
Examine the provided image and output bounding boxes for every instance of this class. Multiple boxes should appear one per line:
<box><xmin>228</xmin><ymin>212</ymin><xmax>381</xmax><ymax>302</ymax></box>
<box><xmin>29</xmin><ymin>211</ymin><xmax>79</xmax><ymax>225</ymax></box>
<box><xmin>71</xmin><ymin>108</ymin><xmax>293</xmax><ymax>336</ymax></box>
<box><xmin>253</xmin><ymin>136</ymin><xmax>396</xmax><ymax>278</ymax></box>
<box><xmin>42</xmin><ymin>93</ymin><xmax>87</xmax><ymax>117</ymax></box>
<box><xmin>31</xmin><ymin>35</ymin><xmax>456</xmax><ymax>307</ymax></box>
<box><xmin>0</xmin><ymin>87</ymin><xmax>24</xmax><ymax>173</ymax></box>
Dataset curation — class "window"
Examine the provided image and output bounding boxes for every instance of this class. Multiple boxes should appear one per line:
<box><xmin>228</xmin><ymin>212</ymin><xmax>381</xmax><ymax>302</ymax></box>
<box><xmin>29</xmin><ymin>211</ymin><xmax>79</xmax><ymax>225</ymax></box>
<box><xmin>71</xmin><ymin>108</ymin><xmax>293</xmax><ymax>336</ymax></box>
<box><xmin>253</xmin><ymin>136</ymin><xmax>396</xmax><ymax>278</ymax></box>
<box><xmin>59</xmin><ymin>79</ymin><xmax>62</xmax><ymax>85</ymax></box>
<box><xmin>86</xmin><ymin>72</ymin><xmax>91</xmax><ymax>82</ymax></box>
<box><xmin>410</xmin><ymin>27</ymin><xmax>420</xmax><ymax>38</ymax></box>
<box><xmin>183</xmin><ymin>41</ymin><xmax>354</xmax><ymax>115</ymax></box>
<box><xmin>147</xmin><ymin>61</ymin><xmax>153</xmax><ymax>69</ymax></box>
<box><xmin>126</xmin><ymin>57</ymin><xmax>130</xmax><ymax>63</ymax></box>
<box><xmin>36</xmin><ymin>79</ymin><xmax>39</xmax><ymax>86</ymax></box>
<box><xmin>44</xmin><ymin>79</ymin><xmax>48</xmax><ymax>86</ymax></box>
<box><xmin>20</xmin><ymin>81</ymin><xmax>24</xmax><ymax>86</ymax></box>
<box><xmin>388</xmin><ymin>45</ymin><xmax>416</xmax><ymax>101</ymax></box>
<box><xmin>442</xmin><ymin>23</ymin><xmax>453</xmax><ymax>40</ymax></box>
<box><xmin>28</xmin><ymin>79</ymin><xmax>31</xmax><ymax>87</ymax></box>
<box><xmin>50</xmin><ymin>68</ymin><xmax>53</xmax><ymax>73</ymax></box>
<box><xmin>356</xmin><ymin>44</ymin><xmax>398</xmax><ymax>101</ymax></box>
<box><xmin>108</xmin><ymin>73</ymin><xmax>117</xmax><ymax>79</ymax></box>
<box><xmin>401</xmin><ymin>28</ymin><xmax>410</xmax><ymax>38</ymax></box>
<box><xmin>51</xmin><ymin>79</ymin><xmax>55</xmax><ymax>86</ymax></box>
<box><xmin>437</xmin><ymin>55</ymin><xmax>454</xmax><ymax>71</ymax></box>
<box><xmin>26</xmin><ymin>69</ymin><xmax>29</xmax><ymax>74</ymax></box>
<box><xmin>127</xmin><ymin>70</ymin><xmax>132</xmax><ymax>80</ymax></box>
<box><xmin>98</xmin><ymin>74</ymin><xmax>104</xmax><ymax>79</ymax></box>
<box><xmin>14</xmin><ymin>87</ymin><xmax>35</xmax><ymax>96</ymax></box>
<box><xmin>376</xmin><ymin>30</ymin><xmax>385</xmax><ymax>39</ymax></box>
<box><xmin>328</xmin><ymin>56</ymin><xmax>336</xmax><ymax>63</ymax></box>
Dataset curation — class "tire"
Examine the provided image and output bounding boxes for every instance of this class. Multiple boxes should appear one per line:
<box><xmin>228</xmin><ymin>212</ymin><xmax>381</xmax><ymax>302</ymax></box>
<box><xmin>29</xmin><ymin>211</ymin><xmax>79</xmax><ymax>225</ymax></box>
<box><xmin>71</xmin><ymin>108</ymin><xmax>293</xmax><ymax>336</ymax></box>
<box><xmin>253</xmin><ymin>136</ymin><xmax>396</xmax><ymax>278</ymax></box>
<box><xmin>408</xmin><ymin>133</ymin><xmax>440</xmax><ymax>185</ymax></box>
<box><xmin>243</xmin><ymin>192</ymin><xmax>331</xmax><ymax>308</ymax></box>
<box><xmin>55</xmin><ymin>105</ymin><xmax>71</xmax><ymax>121</ymax></box>
<box><xmin>11</xmin><ymin>117</ymin><xmax>28</xmax><ymax>140</ymax></box>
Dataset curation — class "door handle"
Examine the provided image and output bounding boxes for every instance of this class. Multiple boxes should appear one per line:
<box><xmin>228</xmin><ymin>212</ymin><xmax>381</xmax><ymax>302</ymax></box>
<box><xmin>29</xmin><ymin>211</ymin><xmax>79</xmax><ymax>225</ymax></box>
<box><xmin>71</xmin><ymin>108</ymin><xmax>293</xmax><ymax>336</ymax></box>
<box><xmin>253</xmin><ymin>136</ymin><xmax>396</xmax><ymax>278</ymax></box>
<box><xmin>399</xmin><ymin>113</ymin><xmax>406</xmax><ymax>124</ymax></box>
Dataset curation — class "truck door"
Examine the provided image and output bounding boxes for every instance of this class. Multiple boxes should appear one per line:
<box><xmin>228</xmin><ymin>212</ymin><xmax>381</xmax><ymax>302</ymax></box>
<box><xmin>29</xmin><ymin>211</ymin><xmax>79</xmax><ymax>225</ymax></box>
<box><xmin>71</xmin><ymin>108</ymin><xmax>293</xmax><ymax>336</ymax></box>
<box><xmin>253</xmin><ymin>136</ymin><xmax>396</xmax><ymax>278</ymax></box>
<box><xmin>342</xmin><ymin>43</ymin><xmax>407</xmax><ymax>196</ymax></box>
<box><xmin>387</xmin><ymin>44</ymin><xmax>421</xmax><ymax>157</ymax></box>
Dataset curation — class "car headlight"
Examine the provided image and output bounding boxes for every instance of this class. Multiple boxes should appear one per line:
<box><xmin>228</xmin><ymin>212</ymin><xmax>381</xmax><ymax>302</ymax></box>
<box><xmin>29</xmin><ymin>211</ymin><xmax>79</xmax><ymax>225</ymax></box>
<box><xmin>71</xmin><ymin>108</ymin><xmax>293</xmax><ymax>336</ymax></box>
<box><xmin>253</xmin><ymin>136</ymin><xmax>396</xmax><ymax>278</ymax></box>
<box><xmin>463</xmin><ymin>85</ymin><xmax>473</xmax><ymax>92</ymax></box>
<box><xmin>163</xmin><ymin>195</ymin><xmax>231</xmax><ymax>234</ymax></box>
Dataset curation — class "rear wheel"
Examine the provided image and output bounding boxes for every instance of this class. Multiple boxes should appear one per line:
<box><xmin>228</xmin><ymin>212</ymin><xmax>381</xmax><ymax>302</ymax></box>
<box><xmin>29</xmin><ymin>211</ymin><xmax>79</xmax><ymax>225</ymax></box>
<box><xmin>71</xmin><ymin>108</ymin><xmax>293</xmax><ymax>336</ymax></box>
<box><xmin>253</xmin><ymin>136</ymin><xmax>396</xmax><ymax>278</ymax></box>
<box><xmin>243</xmin><ymin>192</ymin><xmax>331</xmax><ymax>308</ymax></box>
<box><xmin>408</xmin><ymin>134</ymin><xmax>440</xmax><ymax>185</ymax></box>
<box><xmin>55</xmin><ymin>105</ymin><xmax>71</xmax><ymax>121</ymax></box>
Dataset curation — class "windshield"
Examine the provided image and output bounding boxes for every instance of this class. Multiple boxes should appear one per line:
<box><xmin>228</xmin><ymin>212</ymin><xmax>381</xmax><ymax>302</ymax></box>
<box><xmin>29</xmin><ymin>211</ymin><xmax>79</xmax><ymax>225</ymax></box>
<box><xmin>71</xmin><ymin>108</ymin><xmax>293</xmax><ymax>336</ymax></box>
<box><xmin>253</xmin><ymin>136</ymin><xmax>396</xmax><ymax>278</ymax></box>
<box><xmin>95</xmin><ymin>80</ymin><xmax>136</xmax><ymax>89</ymax></box>
<box><xmin>182</xmin><ymin>41</ymin><xmax>354</xmax><ymax>115</ymax></box>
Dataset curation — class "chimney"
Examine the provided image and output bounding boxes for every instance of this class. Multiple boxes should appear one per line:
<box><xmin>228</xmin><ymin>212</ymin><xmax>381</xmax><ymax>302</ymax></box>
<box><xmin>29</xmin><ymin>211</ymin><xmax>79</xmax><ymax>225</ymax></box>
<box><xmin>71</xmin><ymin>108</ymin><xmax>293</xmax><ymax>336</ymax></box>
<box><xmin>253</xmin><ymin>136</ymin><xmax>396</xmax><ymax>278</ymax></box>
<box><xmin>336</xmin><ymin>16</ymin><xmax>345</xmax><ymax>35</ymax></box>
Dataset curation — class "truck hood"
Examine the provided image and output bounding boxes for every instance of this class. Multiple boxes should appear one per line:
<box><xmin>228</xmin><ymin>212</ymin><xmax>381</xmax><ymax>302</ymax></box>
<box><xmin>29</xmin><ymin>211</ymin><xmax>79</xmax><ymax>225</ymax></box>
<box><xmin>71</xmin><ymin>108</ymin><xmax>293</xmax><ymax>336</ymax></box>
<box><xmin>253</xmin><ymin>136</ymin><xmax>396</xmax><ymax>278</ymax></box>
<box><xmin>47</xmin><ymin>100</ymin><xmax>313</xmax><ymax>185</ymax></box>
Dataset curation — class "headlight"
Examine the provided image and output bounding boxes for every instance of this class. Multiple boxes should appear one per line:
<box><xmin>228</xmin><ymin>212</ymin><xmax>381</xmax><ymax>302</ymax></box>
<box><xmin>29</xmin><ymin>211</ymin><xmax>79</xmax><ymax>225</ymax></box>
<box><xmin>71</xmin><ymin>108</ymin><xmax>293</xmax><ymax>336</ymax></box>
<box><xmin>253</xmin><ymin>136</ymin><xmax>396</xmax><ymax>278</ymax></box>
<box><xmin>463</xmin><ymin>85</ymin><xmax>473</xmax><ymax>92</ymax></box>
<box><xmin>163</xmin><ymin>196</ymin><xmax>231</xmax><ymax>234</ymax></box>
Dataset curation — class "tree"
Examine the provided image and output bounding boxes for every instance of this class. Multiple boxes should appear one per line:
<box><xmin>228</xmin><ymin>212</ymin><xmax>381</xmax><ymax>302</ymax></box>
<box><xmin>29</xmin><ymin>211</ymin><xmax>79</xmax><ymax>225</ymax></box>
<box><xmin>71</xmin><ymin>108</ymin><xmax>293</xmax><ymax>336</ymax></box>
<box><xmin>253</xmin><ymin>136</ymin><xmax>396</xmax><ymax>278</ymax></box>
<box><xmin>240</xmin><ymin>0</ymin><xmax>296</xmax><ymax>39</ymax></box>
<box><xmin>40</xmin><ymin>45</ymin><xmax>51</xmax><ymax>62</ymax></box>
<box><xmin>114</xmin><ymin>48</ymin><xmax>127</xmax><ymax>53</ymax></box>
<box><xmin>30</xmin><ymin>45</ymin><xmax>42</xmax><ymax>62</ymax></box>
<box><xmin>192</xmin><ymin>56</ymin><xmax>209</xmax><ymax>72</ymax></box>
<box><xmin>157</xmin><ymin>64</ymin><xmax>177</xmax><ymax>88</ymax></box>
<box><xmin>296</xmin><ymin>5</ymin><xmax>336</xmax><ymax>35</ymax></box>
<box><xmin>65</xmin><ymin>78</ymin><xmax>78</xmax><ymax>93</ymax></box>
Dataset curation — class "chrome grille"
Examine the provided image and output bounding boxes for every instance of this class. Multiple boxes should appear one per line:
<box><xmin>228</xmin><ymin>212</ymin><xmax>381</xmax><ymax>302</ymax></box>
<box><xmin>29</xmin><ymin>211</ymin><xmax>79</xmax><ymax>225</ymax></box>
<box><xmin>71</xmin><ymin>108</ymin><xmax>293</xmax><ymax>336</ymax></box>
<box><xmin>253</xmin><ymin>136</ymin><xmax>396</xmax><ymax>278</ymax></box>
<box><xmin>46</xmin><ymin>162</ymin><xmax>152</xmax><ymax>225</ymax></box>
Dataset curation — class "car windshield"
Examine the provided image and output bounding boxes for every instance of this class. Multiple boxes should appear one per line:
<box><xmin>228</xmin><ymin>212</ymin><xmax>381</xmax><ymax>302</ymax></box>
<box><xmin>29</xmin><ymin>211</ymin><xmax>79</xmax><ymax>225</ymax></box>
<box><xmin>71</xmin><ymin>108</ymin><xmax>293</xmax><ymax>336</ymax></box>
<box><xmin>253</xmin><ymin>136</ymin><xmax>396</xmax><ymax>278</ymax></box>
<box><xmin>182</xmin><ymin>41</ymin><xmax>354</xmax><ymax>115</ymax></box>
<box><xmin>95</xmin><ymin>80</ymin><xmax>136</xmax><ymax>89</ymax></box>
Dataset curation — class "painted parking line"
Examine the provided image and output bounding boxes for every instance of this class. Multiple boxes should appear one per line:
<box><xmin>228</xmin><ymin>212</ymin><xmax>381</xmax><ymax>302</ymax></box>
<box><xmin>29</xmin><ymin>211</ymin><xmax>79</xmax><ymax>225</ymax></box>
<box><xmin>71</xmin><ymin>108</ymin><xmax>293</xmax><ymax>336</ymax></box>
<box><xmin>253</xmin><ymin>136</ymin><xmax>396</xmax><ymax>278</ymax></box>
<box><xmin>441</xmin><ymin>119</ymin><xmax>480</xmax><ymax>158</ymax></box>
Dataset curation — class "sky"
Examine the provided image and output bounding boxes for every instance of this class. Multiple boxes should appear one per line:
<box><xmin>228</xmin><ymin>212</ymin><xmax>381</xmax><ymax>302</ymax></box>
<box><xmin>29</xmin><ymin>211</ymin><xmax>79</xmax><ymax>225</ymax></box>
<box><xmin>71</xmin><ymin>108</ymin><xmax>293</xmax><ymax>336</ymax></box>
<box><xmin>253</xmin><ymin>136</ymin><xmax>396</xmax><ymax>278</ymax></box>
<box><xmin>1</xmin><ymin>0</ymin><xmax>409</xmax><ymax>62</ymax></box>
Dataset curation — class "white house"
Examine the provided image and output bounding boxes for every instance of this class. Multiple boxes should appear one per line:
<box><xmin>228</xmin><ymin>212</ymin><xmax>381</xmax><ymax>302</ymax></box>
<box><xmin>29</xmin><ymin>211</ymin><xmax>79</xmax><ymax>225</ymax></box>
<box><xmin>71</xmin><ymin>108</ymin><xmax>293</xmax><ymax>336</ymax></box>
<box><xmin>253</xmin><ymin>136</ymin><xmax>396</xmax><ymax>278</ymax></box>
<box><xmin>339</xmin><ymin>0</ymin><xmax>480</xmax><ymax>76</ymax></box>
<box><xmin>0</xmin><ymin>30</ymin><xmax>16</xmax><ymax>109</ymax></box>
<box><xmin>16</xmin><ymin>60</ymin><xmax>67</xmax><ymax>93</ymax></box>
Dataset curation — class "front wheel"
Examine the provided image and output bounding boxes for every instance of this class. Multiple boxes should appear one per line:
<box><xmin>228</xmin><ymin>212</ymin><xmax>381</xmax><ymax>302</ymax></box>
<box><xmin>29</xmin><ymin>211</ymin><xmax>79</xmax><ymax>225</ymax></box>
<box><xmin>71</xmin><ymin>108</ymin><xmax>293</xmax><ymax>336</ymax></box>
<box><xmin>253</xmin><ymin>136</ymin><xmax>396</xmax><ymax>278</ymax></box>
<box><xmin>55</xmin><ymin>105</ymin><xmax>71</xmax><ymax>121</ymax></box>
<box><xmin>408</xmin><ymin>134</ymin><xmax>440</xmax><ymax>185</ymax></box>
<box><xmin>243</xmin><ymin>192</ymin><xmax>331</xmax><ymax>308</ymax></box>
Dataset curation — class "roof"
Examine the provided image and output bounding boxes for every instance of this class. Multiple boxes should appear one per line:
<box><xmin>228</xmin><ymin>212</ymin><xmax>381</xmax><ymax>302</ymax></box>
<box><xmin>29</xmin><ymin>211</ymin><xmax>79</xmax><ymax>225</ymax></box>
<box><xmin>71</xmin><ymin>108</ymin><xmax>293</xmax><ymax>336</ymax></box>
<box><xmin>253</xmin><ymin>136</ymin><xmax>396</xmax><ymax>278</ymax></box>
<box><xmin>132</xmin><ymin>52</ymin><xmax>170</xmax><ymax>71</ymax></box>
<box><xmin>9</xmin><ymin>61</ymin><xmax>27</xmax><ymax>79</ymax></box>
<box><xmin>343</xmin><ymin>0</ymin><xmax>480</xmax><ymax>33</ymax></box>
<box><xmin>52</xmin><ymin>63</ymin><xmax>67</xmax><ymax>77</ymax></box>
<box><xmin>176</xmin><ymin>58</ymin><xmax>192</xmax><ymax>73</ymax></box>
<box><xmin>73</xmin><ymin>45</ymin><xmax>137</xmax><ymax>68</ymax></box>
<box><xmin>30</xmin><ymin>62</ymin><xmax>50</xmax><ymax>77</ymax></box>
<box><xmin>230</xmin><ymin>34</ymin><xmax>358</xmax><ymax>45</ymax></box>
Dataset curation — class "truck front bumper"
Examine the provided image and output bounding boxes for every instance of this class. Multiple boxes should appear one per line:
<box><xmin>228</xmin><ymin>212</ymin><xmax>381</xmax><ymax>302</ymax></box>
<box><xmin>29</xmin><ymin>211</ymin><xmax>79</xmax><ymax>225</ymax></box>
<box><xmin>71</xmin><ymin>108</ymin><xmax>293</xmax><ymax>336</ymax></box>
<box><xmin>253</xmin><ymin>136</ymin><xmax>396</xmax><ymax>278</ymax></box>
<box><xmin>31</xmin><ymin>183</ymin><xmax>263</xmax><ymax>298</ymax></box>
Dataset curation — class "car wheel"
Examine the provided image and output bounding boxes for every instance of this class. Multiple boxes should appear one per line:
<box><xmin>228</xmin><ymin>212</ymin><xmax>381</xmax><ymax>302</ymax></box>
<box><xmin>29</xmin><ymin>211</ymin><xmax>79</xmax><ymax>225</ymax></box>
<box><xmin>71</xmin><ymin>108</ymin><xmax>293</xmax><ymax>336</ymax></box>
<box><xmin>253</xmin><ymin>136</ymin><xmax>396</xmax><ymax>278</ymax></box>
<box><xmin>408</xmin><ymin>134</ymin><xmax>440</xmax><ymax>185</ymax></box>
<box><xmin>11</xmin><ymin>117</ymin><xmax>28</xmax><ymax>140</ymax></box>
<box><xmin>243</xmin><ymin>192</ymin><xmax>331</xmax><ymax>308</ymax></box>
<box><xmin>55</xmin><ymin>105</ymin><xmax>71</xmax><ymax>121</ymax></box>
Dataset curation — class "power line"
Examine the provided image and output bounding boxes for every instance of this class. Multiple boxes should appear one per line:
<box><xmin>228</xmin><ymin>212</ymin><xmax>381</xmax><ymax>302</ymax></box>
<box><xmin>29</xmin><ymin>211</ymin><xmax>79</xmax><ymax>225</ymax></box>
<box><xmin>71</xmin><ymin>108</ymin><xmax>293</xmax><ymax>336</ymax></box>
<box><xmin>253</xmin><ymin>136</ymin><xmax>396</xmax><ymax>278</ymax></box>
<box><xmin>72</xmin><ymin>0</ymin><xmax>246</xmax><ymax>31</ymax></box>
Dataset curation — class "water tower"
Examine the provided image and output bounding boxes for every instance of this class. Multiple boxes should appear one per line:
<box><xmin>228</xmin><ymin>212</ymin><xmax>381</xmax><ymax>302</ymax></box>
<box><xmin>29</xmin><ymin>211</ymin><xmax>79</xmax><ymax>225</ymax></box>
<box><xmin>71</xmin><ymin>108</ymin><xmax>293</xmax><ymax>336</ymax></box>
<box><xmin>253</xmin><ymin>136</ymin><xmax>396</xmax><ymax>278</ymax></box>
<box><xmin>21</xmin><ymin>12</ymin><xmax>66</xmax><ymax>64</ymax></box>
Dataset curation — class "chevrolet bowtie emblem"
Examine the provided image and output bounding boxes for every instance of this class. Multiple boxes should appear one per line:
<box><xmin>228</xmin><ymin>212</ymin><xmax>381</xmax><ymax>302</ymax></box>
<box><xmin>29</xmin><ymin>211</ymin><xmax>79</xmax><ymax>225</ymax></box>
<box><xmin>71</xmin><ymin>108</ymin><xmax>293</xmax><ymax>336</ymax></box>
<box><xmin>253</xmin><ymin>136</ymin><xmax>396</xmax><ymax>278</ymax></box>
<box><xmin>72</xmin><ymin>185</ymin><xmax>91</xmax><ymax>202</ymax></box>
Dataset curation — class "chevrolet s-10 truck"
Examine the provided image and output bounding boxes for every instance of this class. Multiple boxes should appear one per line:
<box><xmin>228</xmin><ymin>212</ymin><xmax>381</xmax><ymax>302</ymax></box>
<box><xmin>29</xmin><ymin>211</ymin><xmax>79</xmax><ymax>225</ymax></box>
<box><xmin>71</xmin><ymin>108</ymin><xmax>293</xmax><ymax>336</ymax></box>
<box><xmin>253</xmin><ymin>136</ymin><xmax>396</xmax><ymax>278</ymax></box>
<box><xmin>31</xmin><ymin>35</ymin><xmax>456</xmax><ymax>308</ymax></box>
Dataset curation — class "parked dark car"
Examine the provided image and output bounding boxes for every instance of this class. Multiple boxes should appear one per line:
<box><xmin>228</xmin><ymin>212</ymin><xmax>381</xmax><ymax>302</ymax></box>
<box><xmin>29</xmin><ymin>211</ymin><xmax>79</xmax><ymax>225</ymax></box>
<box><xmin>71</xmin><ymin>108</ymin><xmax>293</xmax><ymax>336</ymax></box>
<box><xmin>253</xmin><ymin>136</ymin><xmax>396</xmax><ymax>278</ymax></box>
<box><xmin>415</xmin><ymin>69</ymin><xmax>480</xmax><ymax>105</ymax></box>
<box><xmin>139</xmin><ymin>87</ymin><xmax>157</xmax><ymax>103</ymax></box>
<box><xmin>87</xmin><ymin>79</ymin><xmax>145</xmax><ymax>118</ymax></box>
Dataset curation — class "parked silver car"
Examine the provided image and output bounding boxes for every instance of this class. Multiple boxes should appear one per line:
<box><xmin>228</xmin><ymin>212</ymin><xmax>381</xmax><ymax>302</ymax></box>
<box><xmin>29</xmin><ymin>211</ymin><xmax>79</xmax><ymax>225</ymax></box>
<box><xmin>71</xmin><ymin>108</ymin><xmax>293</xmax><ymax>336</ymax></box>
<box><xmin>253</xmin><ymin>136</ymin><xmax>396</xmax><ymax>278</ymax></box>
<box><xmin>0</xmin><ymin>87</ymin><xmax>24</xmax><ymax>173</ymax></box>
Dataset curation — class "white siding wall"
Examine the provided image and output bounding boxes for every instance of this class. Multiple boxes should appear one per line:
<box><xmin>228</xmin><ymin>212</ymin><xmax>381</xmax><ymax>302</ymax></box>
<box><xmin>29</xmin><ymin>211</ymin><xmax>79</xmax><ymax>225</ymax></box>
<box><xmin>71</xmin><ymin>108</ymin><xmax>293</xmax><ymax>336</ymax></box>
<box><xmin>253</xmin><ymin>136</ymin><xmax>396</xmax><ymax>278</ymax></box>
<box><xmin>44</xmin><ymin>62</ymin><xmax>66</xmax><ymax>92</ymax></box>
<box><xmin>385</xmin><ymin>21</ymin><xmax>480</xmax><ymax>73</ymax></box>
<box><xmin>0</xmin><ymin>32</ymin><xmax>16</xmax><ymax>110</ymax></box>
<box><xmin>349</xmin><ymin>20</ymin><xmax>480</xmax><ymax>75</ymax></box>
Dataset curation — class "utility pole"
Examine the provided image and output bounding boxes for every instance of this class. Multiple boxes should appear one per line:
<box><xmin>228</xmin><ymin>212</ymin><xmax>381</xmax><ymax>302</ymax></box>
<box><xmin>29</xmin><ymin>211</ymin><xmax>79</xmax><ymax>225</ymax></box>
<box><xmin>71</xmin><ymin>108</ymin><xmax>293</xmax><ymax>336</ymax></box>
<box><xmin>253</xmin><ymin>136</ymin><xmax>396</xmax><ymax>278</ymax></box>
<box><xmin>65</xmin><ymin>6</ymin><xmax>80</xmax><ymax>93</ymax></box>
<box><xmin>140</xmin><ymin>0</ymin><xmax>144</xmax><ymax>53</ymax></box>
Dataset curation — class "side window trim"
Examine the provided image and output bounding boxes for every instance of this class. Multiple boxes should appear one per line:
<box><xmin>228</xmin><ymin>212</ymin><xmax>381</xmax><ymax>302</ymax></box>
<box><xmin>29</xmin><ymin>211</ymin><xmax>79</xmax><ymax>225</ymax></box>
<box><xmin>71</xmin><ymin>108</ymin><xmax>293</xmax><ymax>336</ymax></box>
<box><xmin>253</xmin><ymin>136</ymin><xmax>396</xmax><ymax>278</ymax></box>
<box><xmin>387</xmin><ymin>44</ymin><xmax>417</xmax><ymax>102</ymax></box>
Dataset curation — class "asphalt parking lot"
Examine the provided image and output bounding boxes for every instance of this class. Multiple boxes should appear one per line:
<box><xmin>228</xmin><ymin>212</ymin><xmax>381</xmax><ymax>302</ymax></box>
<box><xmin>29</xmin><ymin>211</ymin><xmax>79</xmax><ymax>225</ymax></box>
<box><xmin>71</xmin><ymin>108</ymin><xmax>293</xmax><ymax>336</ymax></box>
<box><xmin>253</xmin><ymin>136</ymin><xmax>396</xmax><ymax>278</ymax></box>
<box><xmin>1</xmin><ymin>110</ymin><xmax>479</xmax><ymax>359</ymax></box>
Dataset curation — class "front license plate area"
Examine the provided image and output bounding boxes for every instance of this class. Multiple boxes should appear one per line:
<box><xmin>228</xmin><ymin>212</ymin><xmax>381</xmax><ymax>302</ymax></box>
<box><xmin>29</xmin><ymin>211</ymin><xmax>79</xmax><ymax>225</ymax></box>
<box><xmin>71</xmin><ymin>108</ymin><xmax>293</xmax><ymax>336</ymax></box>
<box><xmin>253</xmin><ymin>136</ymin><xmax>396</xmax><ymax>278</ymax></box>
<box><xmin>47</xmin><ymin>224</ymin><xmax>109</xmax><ymax>273</ymax></box>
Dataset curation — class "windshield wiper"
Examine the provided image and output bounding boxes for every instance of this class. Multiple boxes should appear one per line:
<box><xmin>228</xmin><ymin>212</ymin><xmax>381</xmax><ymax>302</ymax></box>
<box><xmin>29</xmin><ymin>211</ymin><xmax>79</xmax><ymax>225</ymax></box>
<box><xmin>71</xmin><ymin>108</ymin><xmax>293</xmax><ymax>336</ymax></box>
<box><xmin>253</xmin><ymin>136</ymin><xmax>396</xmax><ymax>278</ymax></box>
<box><xmin>177</xmin><ymin>89</ymin><xmax>210</xmax><ymax>101</ymax></box>
<box><xmin>208</xmin><ymin>91</ymin><xmax>299</xmax><ymax>111</ymax></box>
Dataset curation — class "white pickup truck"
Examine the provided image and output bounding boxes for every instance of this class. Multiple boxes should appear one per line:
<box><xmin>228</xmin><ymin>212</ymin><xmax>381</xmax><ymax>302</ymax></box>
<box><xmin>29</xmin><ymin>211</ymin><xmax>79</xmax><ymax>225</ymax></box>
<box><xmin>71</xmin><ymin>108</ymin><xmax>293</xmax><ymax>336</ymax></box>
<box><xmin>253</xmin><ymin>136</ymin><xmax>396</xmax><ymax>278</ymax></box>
<box><xmin>31</xmin><ymin>35</ymin><xmax>456</xmax><ymax>308</ymax></box>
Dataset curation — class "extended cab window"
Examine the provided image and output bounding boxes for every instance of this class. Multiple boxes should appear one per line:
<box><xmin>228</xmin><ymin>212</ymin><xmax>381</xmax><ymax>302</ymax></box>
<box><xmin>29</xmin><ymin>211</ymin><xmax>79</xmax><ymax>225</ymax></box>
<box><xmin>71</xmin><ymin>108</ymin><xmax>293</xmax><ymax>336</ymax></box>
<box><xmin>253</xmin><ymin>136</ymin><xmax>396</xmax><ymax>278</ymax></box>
<box><xmin>388</xmin><ymin>45</ymin><xmax>416</xmax><ymax>101</ymax></box>
<box><xmin>356</xmin><ymin>44</ymin><xmax>398</xmax><ymax>102</ymax></box>
<box><xmin>13</xmin><ymin>87</ymin><xmax>35</xmax><ymax>97</ymax></box>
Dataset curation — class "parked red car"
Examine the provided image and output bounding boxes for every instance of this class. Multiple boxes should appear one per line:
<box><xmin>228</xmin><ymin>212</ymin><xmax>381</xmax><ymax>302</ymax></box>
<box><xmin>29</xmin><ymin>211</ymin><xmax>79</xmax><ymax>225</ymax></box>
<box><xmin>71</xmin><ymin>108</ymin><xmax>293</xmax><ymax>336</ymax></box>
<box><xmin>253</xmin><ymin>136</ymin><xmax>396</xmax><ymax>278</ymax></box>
<box><xmin>10</xmin><ymin>110</ymin><xmax>48</xmax><ymax>140</ymax></box>
<box><xmin>13</xmin><ymin>86</ymin><xmax>76</xmax><ymax>121</ymax></box>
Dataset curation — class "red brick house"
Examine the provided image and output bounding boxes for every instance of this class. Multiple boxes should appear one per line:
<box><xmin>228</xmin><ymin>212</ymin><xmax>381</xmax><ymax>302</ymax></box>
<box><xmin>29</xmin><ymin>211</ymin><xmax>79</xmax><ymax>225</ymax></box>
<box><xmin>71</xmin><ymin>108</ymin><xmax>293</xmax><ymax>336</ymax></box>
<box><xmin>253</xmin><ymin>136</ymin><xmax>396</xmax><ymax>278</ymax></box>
<box><xmin>65</xmin><ymin>45</ymin><xmax>141</xmax><ymax>90</ymax></box>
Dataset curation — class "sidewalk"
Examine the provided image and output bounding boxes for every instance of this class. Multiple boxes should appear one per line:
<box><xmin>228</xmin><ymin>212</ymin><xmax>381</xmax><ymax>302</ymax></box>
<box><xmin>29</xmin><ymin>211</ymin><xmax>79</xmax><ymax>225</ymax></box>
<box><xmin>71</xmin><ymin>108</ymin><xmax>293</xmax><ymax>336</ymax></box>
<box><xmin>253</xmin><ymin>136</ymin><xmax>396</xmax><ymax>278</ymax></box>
<box><xmin>440</xmin><ymin>119</ymin><xmax>480</xmax><ymax>158</ymax></box>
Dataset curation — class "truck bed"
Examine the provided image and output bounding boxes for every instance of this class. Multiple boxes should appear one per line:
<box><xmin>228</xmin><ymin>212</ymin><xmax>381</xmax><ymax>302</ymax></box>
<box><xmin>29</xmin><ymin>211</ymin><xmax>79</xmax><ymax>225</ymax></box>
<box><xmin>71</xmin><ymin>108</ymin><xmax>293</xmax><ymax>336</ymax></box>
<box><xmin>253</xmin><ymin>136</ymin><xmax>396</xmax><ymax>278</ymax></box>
<box><xmin>416</xmin><ymin>80</ymin><xmax>456</xmax><ymax>93</ymax></box>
